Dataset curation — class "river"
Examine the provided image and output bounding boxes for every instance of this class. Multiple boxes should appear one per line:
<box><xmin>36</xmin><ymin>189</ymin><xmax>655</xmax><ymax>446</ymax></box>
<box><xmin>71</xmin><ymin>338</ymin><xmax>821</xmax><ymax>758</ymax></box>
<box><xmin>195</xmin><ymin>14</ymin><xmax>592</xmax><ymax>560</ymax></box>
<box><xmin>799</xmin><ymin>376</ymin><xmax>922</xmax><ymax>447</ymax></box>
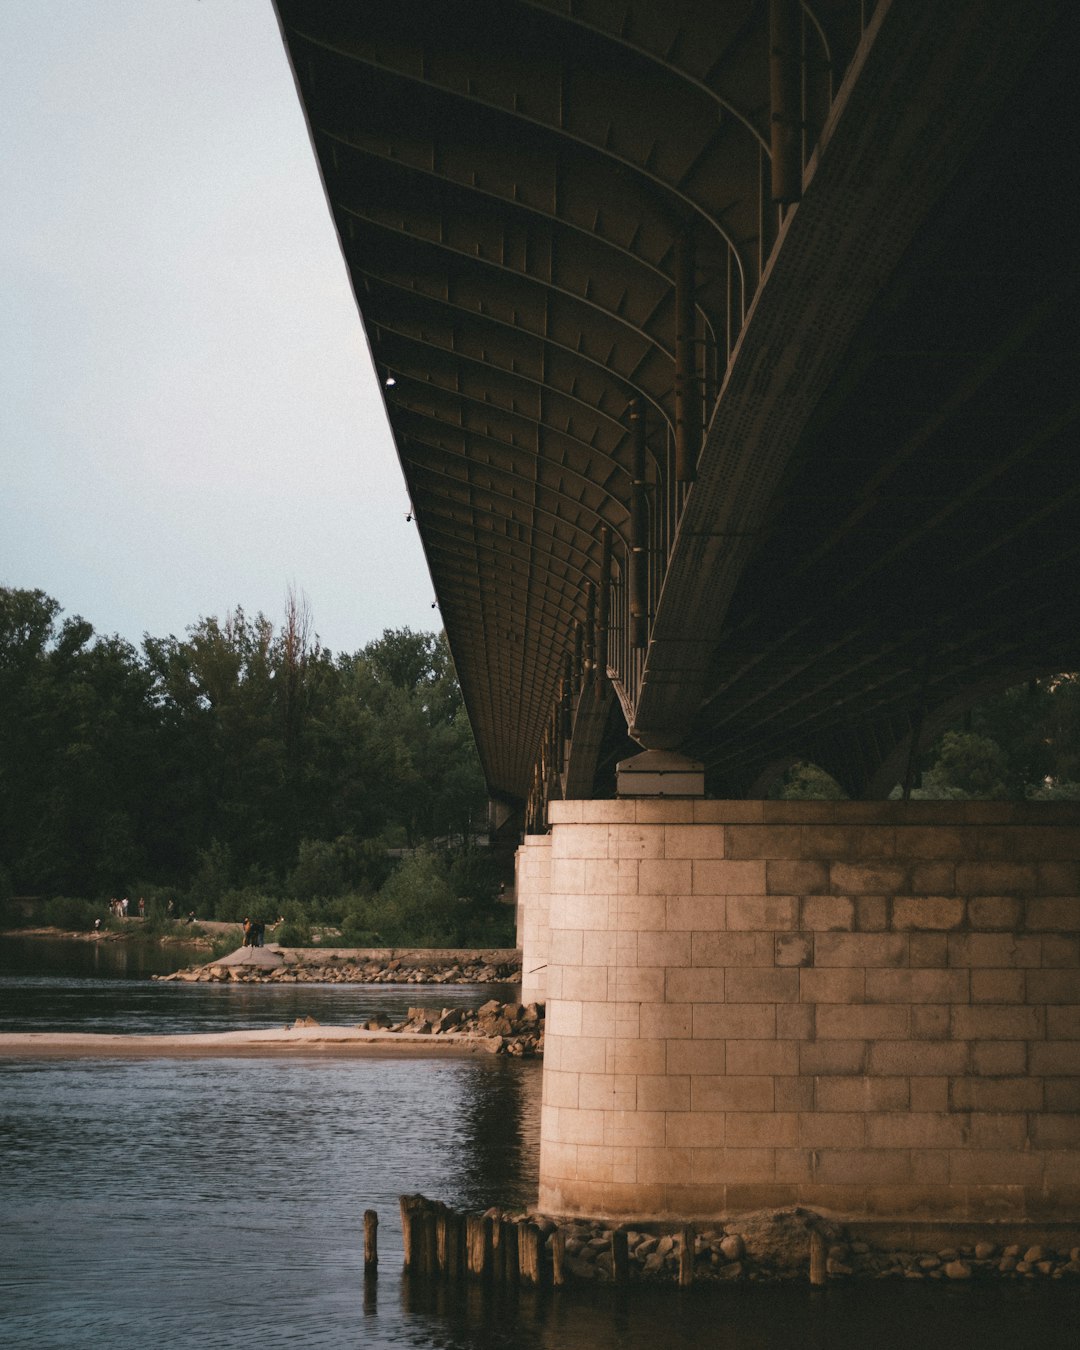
<box><xmin>1</xmin><ymin>937</ymin><xmax>1077</xmax><ymax>1348</ymax></box>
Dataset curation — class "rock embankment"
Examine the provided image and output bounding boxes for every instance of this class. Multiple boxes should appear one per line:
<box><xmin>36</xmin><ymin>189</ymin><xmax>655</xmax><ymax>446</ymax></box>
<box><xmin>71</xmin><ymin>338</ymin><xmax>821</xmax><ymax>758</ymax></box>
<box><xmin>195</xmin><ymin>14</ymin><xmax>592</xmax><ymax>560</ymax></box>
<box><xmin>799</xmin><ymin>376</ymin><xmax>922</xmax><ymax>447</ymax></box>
<box><xmin>157</xmin><ymin>946</ymin><xmax>520</xmax><ymax>985</ymax></box>
<box><xmin>357</xmin><ymin>998</ymin><xmax>543</xmax><ymax>1057</ymax></box>
<box><xmin>532</xmin><ymin>1209</ymin><xmax>1080</xmax><ymax>1284</ymax></box>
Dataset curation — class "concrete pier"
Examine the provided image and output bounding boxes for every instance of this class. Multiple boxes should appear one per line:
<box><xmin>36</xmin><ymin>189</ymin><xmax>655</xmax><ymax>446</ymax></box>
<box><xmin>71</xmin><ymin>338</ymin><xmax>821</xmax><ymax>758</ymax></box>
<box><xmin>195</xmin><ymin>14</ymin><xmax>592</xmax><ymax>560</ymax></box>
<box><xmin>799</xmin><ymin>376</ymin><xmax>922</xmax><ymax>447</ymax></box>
<box><xmin>528</xmin><ymin>799</ymin><xmax>1080</xmax><ymax>1224</ymax></box>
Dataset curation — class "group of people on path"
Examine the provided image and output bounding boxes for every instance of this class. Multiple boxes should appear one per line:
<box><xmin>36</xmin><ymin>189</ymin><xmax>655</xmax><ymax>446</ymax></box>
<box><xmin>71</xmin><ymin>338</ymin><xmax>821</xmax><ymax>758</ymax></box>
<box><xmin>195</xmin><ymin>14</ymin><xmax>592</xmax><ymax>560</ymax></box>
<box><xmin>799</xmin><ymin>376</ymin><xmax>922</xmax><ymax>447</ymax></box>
<box><xmin>242</xmin><ymin>917</ymin><xmax>266</xmax><ymax>947</ymax></box>
<box><xmin>107</xmin><ymin>897</ymin><xmax>146</xmax><ymax>919</ymax></box>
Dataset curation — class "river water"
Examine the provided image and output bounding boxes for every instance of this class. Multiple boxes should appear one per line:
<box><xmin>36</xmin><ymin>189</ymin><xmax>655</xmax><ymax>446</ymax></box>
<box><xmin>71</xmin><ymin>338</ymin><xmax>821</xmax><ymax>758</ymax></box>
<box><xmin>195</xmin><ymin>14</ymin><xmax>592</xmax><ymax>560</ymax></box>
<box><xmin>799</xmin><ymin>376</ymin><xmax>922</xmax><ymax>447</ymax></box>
<box><xmin>1</xmin><ymin>937</ymin><xmax>1078</xmax><ymax>1349</ymax></box>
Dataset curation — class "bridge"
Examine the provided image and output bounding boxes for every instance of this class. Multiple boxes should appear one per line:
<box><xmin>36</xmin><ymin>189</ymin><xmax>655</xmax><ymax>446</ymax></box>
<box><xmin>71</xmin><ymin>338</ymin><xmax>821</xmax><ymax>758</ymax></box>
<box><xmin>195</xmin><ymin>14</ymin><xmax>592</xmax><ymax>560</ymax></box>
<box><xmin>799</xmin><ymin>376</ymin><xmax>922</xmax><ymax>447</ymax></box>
<box><xmin>276</xmin><ymin>2</ymin><xmax>1080</xmax><ymax>1233</ymax></box>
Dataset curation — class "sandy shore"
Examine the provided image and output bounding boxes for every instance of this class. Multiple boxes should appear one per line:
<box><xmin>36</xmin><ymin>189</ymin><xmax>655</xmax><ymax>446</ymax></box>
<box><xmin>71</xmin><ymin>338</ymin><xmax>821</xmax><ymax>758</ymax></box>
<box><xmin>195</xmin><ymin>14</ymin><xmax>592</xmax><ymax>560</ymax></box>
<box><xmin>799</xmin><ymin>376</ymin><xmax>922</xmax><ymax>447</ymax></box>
<box><xmin>0</xmin><ymin>1026</ymin><xmax>509</xmax><ymax>1060</ymax></box>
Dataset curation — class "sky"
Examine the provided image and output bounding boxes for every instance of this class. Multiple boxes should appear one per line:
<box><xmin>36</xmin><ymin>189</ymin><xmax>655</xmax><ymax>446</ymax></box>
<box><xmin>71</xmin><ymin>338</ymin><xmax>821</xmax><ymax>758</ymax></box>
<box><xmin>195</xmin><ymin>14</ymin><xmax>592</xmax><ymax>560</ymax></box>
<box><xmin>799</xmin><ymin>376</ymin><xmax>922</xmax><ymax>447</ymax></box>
<box><xmin>0</xmin><ymin>0</ymin><xmax>437</xmax><ymax>657</ymax></box>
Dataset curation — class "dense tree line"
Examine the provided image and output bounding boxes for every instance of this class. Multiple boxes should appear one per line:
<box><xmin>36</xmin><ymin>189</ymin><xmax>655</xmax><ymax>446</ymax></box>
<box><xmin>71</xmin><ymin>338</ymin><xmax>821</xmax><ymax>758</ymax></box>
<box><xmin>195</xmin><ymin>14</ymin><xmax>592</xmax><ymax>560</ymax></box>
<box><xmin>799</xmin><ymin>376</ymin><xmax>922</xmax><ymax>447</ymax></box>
<box><xmin>0</xmin><ymin>587</ymin><xmax>503</xmax><ymax>943</ymax></box>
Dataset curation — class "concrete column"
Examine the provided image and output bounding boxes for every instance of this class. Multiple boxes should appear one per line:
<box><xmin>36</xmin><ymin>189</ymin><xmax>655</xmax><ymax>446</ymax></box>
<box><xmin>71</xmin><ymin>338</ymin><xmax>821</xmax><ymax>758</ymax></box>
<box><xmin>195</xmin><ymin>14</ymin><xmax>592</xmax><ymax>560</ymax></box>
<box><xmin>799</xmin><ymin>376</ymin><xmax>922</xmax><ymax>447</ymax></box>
<box><xmin>538</xmin><ymin>798</ymin><xmax>1080</xmax><ymax>1227</ymax></box>
<box><xmin>516</xmin><ymin>834</ymin><xmax>552</xmax><ymax>1004</ymax></box>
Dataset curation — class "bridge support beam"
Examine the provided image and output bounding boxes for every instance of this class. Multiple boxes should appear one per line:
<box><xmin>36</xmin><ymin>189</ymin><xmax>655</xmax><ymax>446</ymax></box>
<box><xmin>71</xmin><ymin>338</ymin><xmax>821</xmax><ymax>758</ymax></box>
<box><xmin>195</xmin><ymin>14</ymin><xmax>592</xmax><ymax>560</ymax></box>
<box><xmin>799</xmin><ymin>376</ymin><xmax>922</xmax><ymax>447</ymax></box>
<box><xmin>538</xmin><ymin>798</ymin><xmax>1080</xmax><ymax>1229</ymax></box>
<box><xmin>516</xmin><ymin>833</ymin><xmax>552</xmax><ymax>1004</ymax></box>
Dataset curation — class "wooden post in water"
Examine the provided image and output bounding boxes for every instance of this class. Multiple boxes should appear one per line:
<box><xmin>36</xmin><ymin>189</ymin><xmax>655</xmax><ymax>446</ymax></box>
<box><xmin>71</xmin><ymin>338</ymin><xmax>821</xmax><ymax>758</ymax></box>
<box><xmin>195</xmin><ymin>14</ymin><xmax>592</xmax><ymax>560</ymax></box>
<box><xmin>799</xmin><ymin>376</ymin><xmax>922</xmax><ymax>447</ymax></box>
<box><xmin>810</xmin><ymin>1230</ymin><xmax>827</xmax><ymax>1287</ymax></box>
<box><xmin>364</xmin><ymin>1210</ymin><xmax>379</xmax><ymax>1273</ymax></box>
<box><xmin>422</xmin><ymin>1207</ymin><xmax>438</xmax><ymax>1276</ymax></box>
<box><xmin>435</xmin><ymin>1209</ymin><xmax>450</xmax><ymax>1277</ymax></box>
<box><xmin>611</xmin><ymin>1229</ymin><xmax>629</xmax><ymax>1286</ymax></box>
<box><xmin>466</xmin><ymin>1215</ymin><xmax>492</xmax><ymax>1279</ymax></box>
<box><xmin>519</xmin><ymin>1223</ymin><xmax>542</xmax><ymax>1286</ymax></box>
<box><xmin>551</xmin><ymin>1227</ymin><xmax>567</xmax><ymax>1288</ymax></box>
<box><xmin>399</xmin><ymin>1196</ymin><xmax>418</xmax><ymax>1270</ymax></box>
<box><xmin>678</xmin><ymin>1225</ymin><xmax>695</xmax><ymax>1287</ymax></box>
<box><xmin>502</xmin><ymin>1220</ymin><xmax>520</xmax><ymax>1284</ymax></box>
<box><xmin>490</xmin><ymin>1218</ymin><xmax>506</xmax><ymax>1283</ymax></box>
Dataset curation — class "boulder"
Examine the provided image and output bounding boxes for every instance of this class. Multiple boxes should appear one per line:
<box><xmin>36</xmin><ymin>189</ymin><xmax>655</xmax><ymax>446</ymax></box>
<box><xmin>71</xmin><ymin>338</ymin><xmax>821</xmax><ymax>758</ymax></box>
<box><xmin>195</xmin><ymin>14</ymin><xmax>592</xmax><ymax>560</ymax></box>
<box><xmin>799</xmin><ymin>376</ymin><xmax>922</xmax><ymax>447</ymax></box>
<box><xmin>734</xmin><ymin>1208</ymin><xmax>840</xmax><ymax>1272</ymax></box>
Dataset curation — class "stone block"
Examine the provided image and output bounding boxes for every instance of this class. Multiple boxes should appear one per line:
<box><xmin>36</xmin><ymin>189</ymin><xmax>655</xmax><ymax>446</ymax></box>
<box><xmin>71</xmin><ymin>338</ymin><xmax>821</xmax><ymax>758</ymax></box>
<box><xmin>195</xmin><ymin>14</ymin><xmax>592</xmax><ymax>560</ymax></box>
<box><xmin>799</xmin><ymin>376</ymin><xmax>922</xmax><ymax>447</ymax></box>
<box><xmin>691</xmin><ymin>931</ymin><xmax>768</xmax><ymax>967</ymax></box>
<box><xmin>854</xmin><ymin>896</ymin><xmax>888</xmax><ymax>931</ymax></box>
<box><xmin>908</xmin><ymin>1077</ymin><xmax>948</xmax><ymax>1112</ymax></box>
<box><xmin>561</xmin><ymin>965</ymin><xmax>611</xmax><ymax>1002</ymax></box>
<box><xmin>800</xmin><ymin>968</ymin><xmax>865</xmax><ymax>1003</ymax></box>
<box><xmin>633</xmin><ymin>800</ymin><xmax>697</xmax><ymax>824</ymax></box>
<box><xmin>615</xmin><ymin>893</ymin><xmax>668</xmax><ymax>931</ymax></box>
<box><xmin>798</xmin><ymin>1112</ymin><xmax>865</xmax><ymax>1148</ymax></box>
<box><xmin>800</xmin><ymin>896</ymin><xmax>855</xmax><ymax>931</ymax></box>
<box><xmin>608</xmin><ymin>824</ymin><xmax>665</xmax><ymax>860</ymax></box>
<box><xmin>1026</xmin><ymin>897</ymin><xmax>1080</xmax><ymax>931</ymax></box>
<box><xmin>816</xmin><ymin>1004</ymin><xmax>909</xmax><ymax>1040</ymax></box>
<box><xmin>979</xmin><ymin>825</ymin><xmax>1080</xmax><ymax>861</ymax></box>
<box><xmin>611</xmin><ymin>966</ymin><xmax>666</xmax><ymax>1003</ymax></box>
<box><xmin>665</xmin><ymin>1111</ymin><xmax>726</xmax><ymax>1148</ymax></box>
<box><xmin>815</xmin><ymin>933</ymin><xmax>908</xmax><ymax>967</ymax></box>
<box><xmin>725</xmin><ymin>967</ymin><xmax>800</xmax><ymax>1003</ymax></box>
<box><xmin>830</xmin><ymin>862</ymin><xmax>909</xmax><ymax>895</ymax></box>
<box><xmin>952</xmin><ymin>1005</ymin><xmax>1044</xmax><ymax>1040</ymax></box>
<box><xmin>543</xmin><ymin>1070</ymin><xmax>580</xmax><ymax>1108</ymax></box>
<box><xmin>693</xmin><ymin>799</ymin><xmax>765</xmax><ymax>823</ymax></box>
<box><xmin>635</xmin><ymin>1075</ymin><xmax>691</xmax><ymax>1112</ymax></box>
<box><xmin>774</xmin><ymin>1149</ymin><xmax>814</xmax><ymax>1183</ymax></box>
<box><xmin>970</xmin><ymin>969</ymin><xmax>1025</xmax><ymax>1003</ymax></box>
<box><xmin>578</xmin><ymin>1072</ymin><xmax>636</xmax><ymax>1112</ymax></box>
<box><xmin>908</xmin><ymin>933</ymin><xmax>948</xmax><ymax>967</ymax></box>
<box><xmin>766</xmin><ymin>860</ymin><xmax>829</xmax><ymax>895</ymax></box>
<box><xmin>865</xmin><ymin>1113</ymin><xmax>966</xmax><ymax>1150</ymax></box>
<box><xmin>899</xmin><ymin>827</ymin><xmax>970</xmax><ymax>859</ymax></box>
<box><xmin>971</xmin><ymin>1040</ymin><xmax>1028</xmax><ymax>1075</ymax></box>
<box><xmin>692</xmin><ymin>1002</ymin><xmax>775</xmax><ymax>1039</ymax></box>
<box><xmin>799</xmin><ymin>1040</ymin><xmax>867</xmax><ymax>1075</ymax></box>
<box><xmin>911</xmin><ymin>862</ymin><xmax>956</xmax><ymax>893</ymax></box>
<box><xmin>955</xmin><ymin>862</ymin><xmax>1040</xmax><ymax>895</ymax></box>
<box><xmin>557</xmin><ymin>1108</ymin><xmax>607</xmax><ymax>1147</ymax></box>
<box><xmin>692</xmin><ymin>859</ymin><xmax>767</xmax><ymax>895</ymax></box>
<box><xmin>814</xmin><ymin>1149</ymin><xmax>912</xmax><ymax>1185</ymax></box>
<box><xmin>1037</xmin><ymin>862</ymin><xmax>1080</xmax><ymax>894</ymax></box>
<box><xmin>611</xmin><ymin>1039</ymin><xmax>667</xmax><ymax>1076</ymax></box>
<box><xmin>550</xmin><ymin>858</ymin><xmax>586</xmax><ymax>893</ymax></box>
<box><xmin>665</xmin><ymin>895</ymin><xmax>725</xmax><ymax>931</ymax></box>
<box><xmin>947</xmin><ymin>934</ymin><xmax>1041</xmax><ymax>968</ymax></box>
<box><xmin>726</xmin><ymin>895</ymin><xmax>799</xmax><ymax>930</ymax></box>
<box><xmin>1041</xmin><ymin>934</ymin><xmax>1080</xmax><ymax>967</ymax></box>
<box><xmin>665</xmin><ymin>967</ymin><xmax>725</xmax><ymax>1003</ymax></box>
<box><xmin>1045</xmin><ymin>1078</ymin><xmax>1080</xmax><ymax>1110</ymax></box>
<box><xmin>700</xmin><ymin>1151</ymin><xmax>776</xmax><ymax>1184</ymax></box>
<box><xmin>1030</xmin><ymin>1042</ymin><xmax>1080</xmax><ymax>1074</ymax></box>
<box><xmin>609</xmin><ymin>1110</ymin><xmax>667</xmax><ymax>1147</ymax></box>
<box><xmin>865</xmin><ymin>969</ymin><xmax>969</xmax><ymax>1003</ymax></box>
<box><xmin>663</xmin><ymin>824</ymin><xmax>724</xmax><ymax>858</ymax></box>
<box><xmin>777</xmin><ymin>934</ymin><xmax>810</xmax><ymax>966</ymax></box>
<box><xmin>1026</xmin><ymin>969</ymin><xmax>1080</xmax><ymax>1004</ymax></box>
<box><xmin>948</xmin><ymin>1150</ymin><xmax>1045</xmax><ymax>1186</ymax></box>
<box><xmin>1047</xmin><ymin>1005</ymin><xmax>1080</xmax><ymax>1039</ymax></box>
<box><xmin>690</xmin><ymin>1074</ymin><xmax>774</xmax><ymax>1112</ymax></box>
<box><xmin>634</xmin><ymin>930</ymin><xmax>692</xmax><ymax>967</ymax></box>
<box><xmin>558</xmin><ymin>1034</ymin><xmax>608</xmax><ymax>1074</ymax></box>
<box><xmin>967</xmin><ymin>896</ymin><xmax>1022</xmax><ymax>929</ymax></box>
<box><xmin>724</xmin><ymin>825</ymin><xmax>805</xmax><ymax>859</ymax></box>
<box><xmin>635</xmin><ymin>1146</ymin><xmax>694</xmax><ymax>1184</ymax></box>
<box><xmin>910</xmin><ymin>1005</ymin><xmax>951</xmax><ymax>1040</ymax></box>
<box><xmin>868</xmin><ymin>1041</ymin><xmax>969</xmax><ymax>1075</ymax></box>
<box><xmin>725</xmin><ymin>1040</ymin><xmax>799</xmax><ymax>1076</ymax></box>
<box><xmin>892</xmin><ymin>896</ymin><xmax>965</xmax><ymax>930</ymax></box>
<box><xmin>666</xmin><ymin>1040</ymin><xmax>727</xmax><ymax>1076</ymax></box>
<box><xmin>581</xmin><ymin>930</ymin><xmax>616</xmax><ymax>966</ymax></box>
<box><xmin>548</xmin><ymin>801</ymin><xmax>583</xmax><ymax>823</ymax></box>
<box><xmin>726</xmin><ymin>1112</ymin><xmax>798</xmax><ymax>1148</ymax></box>
<box><xmin>584</xmin><ymin>857</ymin><xmax>640</xmax><ymax>895</ymax></box>
<box><xmin>773</xmin><ymin>1076</ymin><xmax>815</xmax><ymax>1110</ymax></box>
<box><xmin>639</xmin><ymin>859</ymin><xmax>691</xmax><ymax>895</ymax></box>
<box><xmin>548</xmin><ymin>928</ymin><xmax>583</xmax><ymax>968</ymax></box>
<box><xmin>637</xmin><ymin>1003</ymin><xmax>693</xmax><ymax>1040</ymax></box>
<box><xmin>776</xmin><ymin>1004</ymin><xmax>816</xmax><ymax>1040</ymax></box>
<box><xmin>965</xmin><ymin>1114</ymin><xmax>1029</xmax><ymax>1149</ymax></box>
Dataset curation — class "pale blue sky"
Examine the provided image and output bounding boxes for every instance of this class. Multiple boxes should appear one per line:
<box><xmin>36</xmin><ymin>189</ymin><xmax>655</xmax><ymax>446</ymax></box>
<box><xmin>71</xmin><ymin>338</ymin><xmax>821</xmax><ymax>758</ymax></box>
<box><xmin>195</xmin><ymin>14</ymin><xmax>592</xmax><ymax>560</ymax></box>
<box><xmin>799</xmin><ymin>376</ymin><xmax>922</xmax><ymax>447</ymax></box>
<box><xmin>0</xmin><ymin>0</ymin><xmax>436</xmax><ymax>656</ymax></box>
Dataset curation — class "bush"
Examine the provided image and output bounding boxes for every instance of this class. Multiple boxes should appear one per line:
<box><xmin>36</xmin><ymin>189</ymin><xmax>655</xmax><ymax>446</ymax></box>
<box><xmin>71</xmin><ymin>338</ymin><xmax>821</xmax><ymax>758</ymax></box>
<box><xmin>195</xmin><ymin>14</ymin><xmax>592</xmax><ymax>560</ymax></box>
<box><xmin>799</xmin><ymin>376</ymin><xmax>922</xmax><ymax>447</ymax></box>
<box><xmin>274</xmin><ymin>899</ymin><xmax>311</xmax><ymax>947</ymax></box>
<box><xmin>42</xmin><ymin>895</ymin><xmax>98</xmax><ymax>930</ymax></box>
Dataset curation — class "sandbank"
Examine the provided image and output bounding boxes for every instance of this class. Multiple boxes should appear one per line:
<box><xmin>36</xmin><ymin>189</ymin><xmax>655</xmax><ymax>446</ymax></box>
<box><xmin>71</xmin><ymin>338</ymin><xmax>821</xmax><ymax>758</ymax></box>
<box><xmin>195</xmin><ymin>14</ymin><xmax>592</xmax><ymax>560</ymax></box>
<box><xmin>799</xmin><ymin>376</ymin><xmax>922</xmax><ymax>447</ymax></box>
<box><xmin>0</xmin><ymin>1026</ymin><xmax>508</xmax><ymax>1060</ymax></box>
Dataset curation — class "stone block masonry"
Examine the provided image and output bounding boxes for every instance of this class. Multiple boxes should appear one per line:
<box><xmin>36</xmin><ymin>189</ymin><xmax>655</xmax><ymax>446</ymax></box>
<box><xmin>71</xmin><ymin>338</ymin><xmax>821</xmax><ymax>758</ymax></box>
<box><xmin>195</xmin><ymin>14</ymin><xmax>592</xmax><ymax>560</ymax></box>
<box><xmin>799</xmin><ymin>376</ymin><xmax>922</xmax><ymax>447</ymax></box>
<box><xmin>532</xmin><ymin>800</ymin><xmax>1080</xmax><ymax>1224</ymax></box>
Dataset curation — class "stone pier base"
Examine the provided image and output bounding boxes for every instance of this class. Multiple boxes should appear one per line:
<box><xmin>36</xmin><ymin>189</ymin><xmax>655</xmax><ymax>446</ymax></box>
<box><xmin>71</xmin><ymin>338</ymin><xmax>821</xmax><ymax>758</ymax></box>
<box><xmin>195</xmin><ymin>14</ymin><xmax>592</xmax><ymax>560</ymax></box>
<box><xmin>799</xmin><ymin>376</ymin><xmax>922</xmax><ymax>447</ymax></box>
<box><xmin>536</xmin><ymin>799</ymin><xmax>1080</xmax><ymax>1225</ymax></box>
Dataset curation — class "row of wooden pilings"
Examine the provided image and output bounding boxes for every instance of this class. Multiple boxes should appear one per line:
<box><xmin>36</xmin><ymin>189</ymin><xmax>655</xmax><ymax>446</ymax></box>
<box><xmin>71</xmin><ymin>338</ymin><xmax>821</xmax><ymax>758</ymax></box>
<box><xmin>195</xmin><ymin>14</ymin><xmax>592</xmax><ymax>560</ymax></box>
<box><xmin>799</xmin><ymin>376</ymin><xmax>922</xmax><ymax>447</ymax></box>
<box><xmin>363</xmin><ymin>1197</ymin><xmax>831</xmax><ymax>1288</ymax></box>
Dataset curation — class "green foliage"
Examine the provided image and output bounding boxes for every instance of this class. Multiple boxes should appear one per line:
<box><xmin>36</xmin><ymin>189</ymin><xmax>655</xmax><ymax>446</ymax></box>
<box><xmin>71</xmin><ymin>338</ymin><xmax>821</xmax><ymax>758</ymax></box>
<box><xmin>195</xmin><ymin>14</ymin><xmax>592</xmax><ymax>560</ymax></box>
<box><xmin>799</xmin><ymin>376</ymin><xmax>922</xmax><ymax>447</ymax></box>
<box><xmin>274</xmin><ymin>898</ymin><xmax>311</xmax><ymax>946</ymax></box>
<box><xmin>917</xmin><ymin>731</ymin><xmax>1009</xmax><ymax>800</ymax></box>
<box><xmin>771</xmin><ymin>762</ymin><xmax>848</xmax><ymax>800</ymax></box>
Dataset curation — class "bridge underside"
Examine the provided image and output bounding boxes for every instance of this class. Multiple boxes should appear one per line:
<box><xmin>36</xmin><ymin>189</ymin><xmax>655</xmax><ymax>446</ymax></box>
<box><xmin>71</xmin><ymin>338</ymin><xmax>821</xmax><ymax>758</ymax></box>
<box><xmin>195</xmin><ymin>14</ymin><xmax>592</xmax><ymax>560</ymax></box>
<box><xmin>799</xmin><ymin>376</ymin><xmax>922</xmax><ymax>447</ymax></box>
<box><xmin>276</xmin><ymin>0</ymin><xmax>1079</xmax><ymax>814</ymax></box>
